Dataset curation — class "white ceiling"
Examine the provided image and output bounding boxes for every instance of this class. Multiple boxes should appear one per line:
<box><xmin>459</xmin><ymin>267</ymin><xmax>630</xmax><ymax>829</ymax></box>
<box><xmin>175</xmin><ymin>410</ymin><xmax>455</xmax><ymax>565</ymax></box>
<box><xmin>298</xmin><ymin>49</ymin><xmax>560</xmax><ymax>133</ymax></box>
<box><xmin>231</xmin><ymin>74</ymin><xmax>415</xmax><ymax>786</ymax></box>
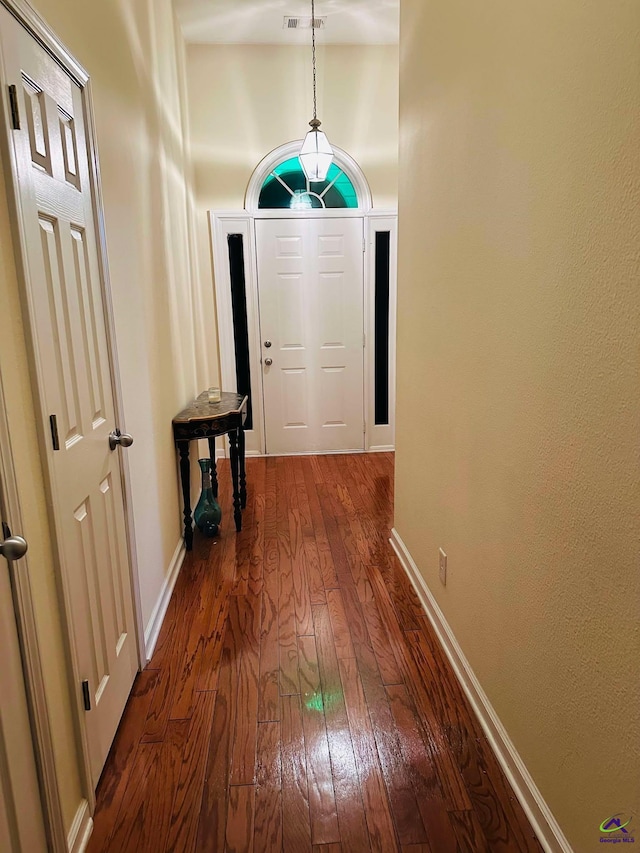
<box><xmin>174</xmin><ymin>0</ymin><xmax>399</xmax><ymax>45</ymax></box>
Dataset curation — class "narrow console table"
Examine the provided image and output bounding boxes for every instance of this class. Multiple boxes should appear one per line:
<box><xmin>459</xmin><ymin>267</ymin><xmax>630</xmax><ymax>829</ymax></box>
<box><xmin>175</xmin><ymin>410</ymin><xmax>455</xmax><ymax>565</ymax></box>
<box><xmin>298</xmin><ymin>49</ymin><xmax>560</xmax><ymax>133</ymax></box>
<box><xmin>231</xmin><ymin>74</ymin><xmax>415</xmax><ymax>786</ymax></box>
<box><xmin>172</xmin><ymin>391</ymin><xmax>247</xmax><ymax>550</ymax></box>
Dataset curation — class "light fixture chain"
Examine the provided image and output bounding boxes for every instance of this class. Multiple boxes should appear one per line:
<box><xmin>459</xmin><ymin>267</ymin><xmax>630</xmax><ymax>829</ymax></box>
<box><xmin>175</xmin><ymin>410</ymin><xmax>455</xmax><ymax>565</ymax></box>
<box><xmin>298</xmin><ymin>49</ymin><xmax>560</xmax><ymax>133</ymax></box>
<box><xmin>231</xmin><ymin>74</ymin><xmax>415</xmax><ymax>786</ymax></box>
<box><xmin>311</xmin><ymin>0</ymin><xmax>317</xmax><ymax>120</ymax></box>
<box><xmin>300</xmin><ymin>0</ymin><xmax>333</xmax><ymax>183</ymax></box>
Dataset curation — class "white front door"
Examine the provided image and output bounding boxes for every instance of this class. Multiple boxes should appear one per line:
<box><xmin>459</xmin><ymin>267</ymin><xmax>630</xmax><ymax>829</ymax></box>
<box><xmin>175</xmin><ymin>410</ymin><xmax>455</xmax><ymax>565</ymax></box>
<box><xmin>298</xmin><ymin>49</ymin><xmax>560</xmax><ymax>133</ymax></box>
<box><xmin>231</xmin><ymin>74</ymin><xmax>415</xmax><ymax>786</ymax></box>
<box><xmin>0</xmin><ymin>8</ymin><xmax>138</xmax><ymax>787</ymax></box>
<box><xmin>256</xmin><ymin>217</ymin><xmax>365</xmax><ymax>454</ymax></box>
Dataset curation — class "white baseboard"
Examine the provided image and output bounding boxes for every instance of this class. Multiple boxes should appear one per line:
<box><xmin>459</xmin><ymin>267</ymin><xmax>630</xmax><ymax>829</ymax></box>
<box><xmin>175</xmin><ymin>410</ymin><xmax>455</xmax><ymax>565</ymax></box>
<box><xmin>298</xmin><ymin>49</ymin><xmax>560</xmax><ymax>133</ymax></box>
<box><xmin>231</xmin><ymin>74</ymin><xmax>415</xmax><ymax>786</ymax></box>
<box><xmin>389</xmin><ymin>528</ymin><xmax>573</xmax><ymax>853</ymax></box>
<box><xmin>67</xmin><ymin>799</ymin><xmax>92</xmax><ymax>853</ymax></box>
<box><xmin>247</xmin><ymin>449</ymin><xmax>392</xmax><ymax>458</ymax></box>
<box><xmin>225</xmin><ymin>448</ymin><xmax>395</xmax><ymax>457</ymax></box>
<box><xmin>143</xmin><ymin>538</ymin><xmax>186</xmax><ymax>662</ymax></box>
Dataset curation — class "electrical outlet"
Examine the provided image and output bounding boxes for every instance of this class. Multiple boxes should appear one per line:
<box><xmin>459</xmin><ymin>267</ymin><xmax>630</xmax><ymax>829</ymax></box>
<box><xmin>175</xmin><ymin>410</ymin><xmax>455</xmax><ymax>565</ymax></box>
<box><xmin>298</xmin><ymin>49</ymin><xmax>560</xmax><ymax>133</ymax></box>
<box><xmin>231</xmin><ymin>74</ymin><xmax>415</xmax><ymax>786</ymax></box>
<box><xmin>439</xmin><ymin>548</ymin><xmax>447</xmax><ymax>585</ymax></box>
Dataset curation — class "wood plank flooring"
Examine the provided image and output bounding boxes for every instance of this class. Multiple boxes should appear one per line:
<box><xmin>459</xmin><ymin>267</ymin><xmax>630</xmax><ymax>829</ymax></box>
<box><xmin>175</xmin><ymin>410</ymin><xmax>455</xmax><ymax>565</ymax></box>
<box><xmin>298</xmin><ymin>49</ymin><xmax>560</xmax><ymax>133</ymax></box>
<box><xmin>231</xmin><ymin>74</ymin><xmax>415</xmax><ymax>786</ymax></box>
<box><xmin>88</xmin><ymin>453</ymin><xmax>543</xmax><ymax>853</ymax></box>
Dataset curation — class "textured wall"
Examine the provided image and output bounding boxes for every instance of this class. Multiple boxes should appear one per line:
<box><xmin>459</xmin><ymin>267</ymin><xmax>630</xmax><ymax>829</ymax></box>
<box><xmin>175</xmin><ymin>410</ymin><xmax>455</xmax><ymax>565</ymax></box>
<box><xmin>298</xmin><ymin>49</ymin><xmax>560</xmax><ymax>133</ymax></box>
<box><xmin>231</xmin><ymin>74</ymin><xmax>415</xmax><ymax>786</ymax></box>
<box><xmin>187</xmin><ymin>43</ymin><xmax>399</xmax><ymax>211</ymax></box>
<box><xmin>394</xmin><ymin>1</ymin><xmax>640</xmax><ymax>850</ymax></box>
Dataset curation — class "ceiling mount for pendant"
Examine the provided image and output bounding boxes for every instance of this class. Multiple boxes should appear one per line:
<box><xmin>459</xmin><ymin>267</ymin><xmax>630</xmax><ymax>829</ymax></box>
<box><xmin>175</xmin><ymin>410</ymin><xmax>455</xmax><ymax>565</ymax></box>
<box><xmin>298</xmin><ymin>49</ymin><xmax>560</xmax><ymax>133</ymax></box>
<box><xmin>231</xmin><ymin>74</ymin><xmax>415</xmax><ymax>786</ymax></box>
<box><xmin>299</xmin><ymin>0</ymin><xmax>333</xmax><ymax>183</ymax></box>
<box><xmin>283</xmin><ymin>16</ymin><xmax>326</xmax><ymax>30</ymax></box>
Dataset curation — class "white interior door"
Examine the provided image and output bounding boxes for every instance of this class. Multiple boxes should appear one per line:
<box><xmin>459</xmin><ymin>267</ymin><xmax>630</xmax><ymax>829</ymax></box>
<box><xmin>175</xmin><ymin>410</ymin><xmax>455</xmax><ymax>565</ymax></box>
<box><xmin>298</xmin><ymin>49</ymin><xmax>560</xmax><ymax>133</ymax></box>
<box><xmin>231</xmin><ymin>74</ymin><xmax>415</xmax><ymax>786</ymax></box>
<box><xmin>256</xmin><ymin>217</ymin><xmax>365</xmax><ymax>454</ymax></box>
<box><xmin>0</xmin><ymin>519</ymin><xmax>48</xmax><ymax>852</ymax></box>
<box><xmin>0</xmin><ymin>591</ymin><xmax>48</xmax><ymax>853</ymax></box>
<box><xmin>0</xmin><ymin>8</ymin><xmax>138</xmax><ymax>787</ymax></box>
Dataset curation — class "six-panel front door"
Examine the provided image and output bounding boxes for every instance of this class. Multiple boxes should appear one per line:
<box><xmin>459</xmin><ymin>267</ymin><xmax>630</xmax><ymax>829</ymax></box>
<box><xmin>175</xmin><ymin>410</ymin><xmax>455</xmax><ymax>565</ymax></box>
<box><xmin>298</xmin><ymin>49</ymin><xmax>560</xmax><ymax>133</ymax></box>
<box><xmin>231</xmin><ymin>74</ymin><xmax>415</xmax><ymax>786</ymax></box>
<box><xmin>256</xmin><ymin>217</ymin><xmax>365</xmax><ymax>454</ymax></box>
<box><xmin>0</xmin><ymin>7</ymin><xmax>138</xmax><ymax>787</ymax></box>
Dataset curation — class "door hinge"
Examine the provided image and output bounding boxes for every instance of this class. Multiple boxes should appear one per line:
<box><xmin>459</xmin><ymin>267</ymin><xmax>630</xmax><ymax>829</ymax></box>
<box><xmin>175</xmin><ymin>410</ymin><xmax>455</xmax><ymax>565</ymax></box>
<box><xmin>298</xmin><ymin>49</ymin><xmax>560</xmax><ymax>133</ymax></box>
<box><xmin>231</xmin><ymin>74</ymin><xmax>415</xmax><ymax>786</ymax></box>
<box><xmin>8</xmin><ymin>85</ymin><xmax>20</xmax><ymax>130</ymax></box>
<box><xmin>362</xmin><ymin>237</ymin><xmax>366</xmax><ymax>253</ymax></box>
<box><xmin>81</xmin><ymin>680</ymin><xmax>91</xmax><ymax>711</ymax></box>
<box><xmin>363</xmin><ymin>421</ymin><xmax>367</xmax><ymax>434</ymax></box>
<box><xmin>362</xmin><ymin>332</ymin><xmax>366</xmax><ymax>347</ymax></box>
<box><xmin>49</xmin><ymin>414</ymin><xmax>60</xmax><ymax>451</ymax></box>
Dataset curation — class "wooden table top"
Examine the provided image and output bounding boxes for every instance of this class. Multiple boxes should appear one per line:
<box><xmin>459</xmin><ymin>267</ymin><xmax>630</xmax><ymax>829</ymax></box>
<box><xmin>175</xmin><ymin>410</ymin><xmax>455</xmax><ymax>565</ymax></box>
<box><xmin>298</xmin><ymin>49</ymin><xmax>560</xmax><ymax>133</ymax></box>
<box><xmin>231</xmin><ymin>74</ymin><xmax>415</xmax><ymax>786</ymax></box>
<box><xmin>172</xmin><ymin>391</ymin><xmax>247</xmax><ymax>425</ymax></box>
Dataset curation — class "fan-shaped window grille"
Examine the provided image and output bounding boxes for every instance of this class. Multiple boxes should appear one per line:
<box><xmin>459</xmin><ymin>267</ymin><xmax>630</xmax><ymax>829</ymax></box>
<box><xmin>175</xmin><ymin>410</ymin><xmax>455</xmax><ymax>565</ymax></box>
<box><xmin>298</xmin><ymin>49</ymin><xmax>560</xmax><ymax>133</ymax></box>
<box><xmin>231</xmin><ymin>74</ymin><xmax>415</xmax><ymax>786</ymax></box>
<box><xmin>258</xmin><ymin>157</ymin><xmax>358</xmax><ymax>210</ymax></box>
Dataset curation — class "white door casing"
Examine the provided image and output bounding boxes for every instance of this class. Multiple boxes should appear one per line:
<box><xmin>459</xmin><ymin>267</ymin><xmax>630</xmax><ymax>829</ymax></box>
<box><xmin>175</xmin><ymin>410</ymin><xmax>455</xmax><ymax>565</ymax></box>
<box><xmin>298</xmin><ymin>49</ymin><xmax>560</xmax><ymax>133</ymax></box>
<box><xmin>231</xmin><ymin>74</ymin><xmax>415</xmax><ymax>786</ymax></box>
<box><xmin>365</xmin><ymin>212</ymin><xmax>397</xmax><ymax>452</ymax></box>
<box><xmin>256</xmin><ymin>217</ymin><xmax>365</xmax><ymax>455</ymax></box>
<box><xmin>0</xmin><ymin>7</ymin><xmax>138</xmax><ymax>789</ymax></box>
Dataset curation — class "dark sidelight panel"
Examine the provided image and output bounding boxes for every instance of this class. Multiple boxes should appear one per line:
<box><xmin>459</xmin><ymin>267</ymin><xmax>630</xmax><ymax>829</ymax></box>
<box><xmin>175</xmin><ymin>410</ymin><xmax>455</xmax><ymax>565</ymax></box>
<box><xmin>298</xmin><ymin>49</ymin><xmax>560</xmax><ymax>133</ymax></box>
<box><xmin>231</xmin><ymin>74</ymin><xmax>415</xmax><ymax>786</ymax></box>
<box><xmin>374</xmin><ymin>231</ymin><xmax>391</xmax><ymax>425</ymax></box>
<box><xmin>227</xmin><ymin>234</ymin><xmax>252</xmax><ymax>430</ymax></box>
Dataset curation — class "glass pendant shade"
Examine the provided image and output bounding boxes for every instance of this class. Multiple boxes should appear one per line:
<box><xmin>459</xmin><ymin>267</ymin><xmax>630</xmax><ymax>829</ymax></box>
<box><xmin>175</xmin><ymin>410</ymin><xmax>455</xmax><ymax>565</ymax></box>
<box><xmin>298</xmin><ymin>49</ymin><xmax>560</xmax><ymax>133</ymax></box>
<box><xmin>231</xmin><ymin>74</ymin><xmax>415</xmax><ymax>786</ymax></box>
<box><xmin>299</xmin><ymin>125</ymin><xmax>333</xmax><ymax>182</ymax></box>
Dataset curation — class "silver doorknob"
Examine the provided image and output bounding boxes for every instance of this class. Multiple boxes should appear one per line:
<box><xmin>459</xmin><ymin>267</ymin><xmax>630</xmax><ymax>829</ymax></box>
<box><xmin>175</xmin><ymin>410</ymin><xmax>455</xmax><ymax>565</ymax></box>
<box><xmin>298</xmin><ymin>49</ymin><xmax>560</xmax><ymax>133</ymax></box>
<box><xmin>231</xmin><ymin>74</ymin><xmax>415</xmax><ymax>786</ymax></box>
<box><xmin>109</xmin><ymin>429</ymin><xmax>134</xmax><ymax>451</ymax></box>
<box><xmin>0</xmin><ymin>534</ymin><xmax>28</xmax><ymax>561</ymax></box>
<box><xmin>264</xmin><ymin>340</ymin><xmax>272</xmax><ymax>348</ymax></box>
<box><xmin>264</xmin><ymin>358</ymin><xmax>273</xmax><ymax>366</ymax></box>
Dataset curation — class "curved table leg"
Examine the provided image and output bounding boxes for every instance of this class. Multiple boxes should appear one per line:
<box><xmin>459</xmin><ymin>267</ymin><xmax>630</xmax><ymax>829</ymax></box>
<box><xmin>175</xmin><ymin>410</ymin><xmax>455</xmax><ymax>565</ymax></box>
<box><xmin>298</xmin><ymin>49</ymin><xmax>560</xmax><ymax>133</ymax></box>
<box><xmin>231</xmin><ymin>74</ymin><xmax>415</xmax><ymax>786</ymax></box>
<box><xmin>229</xmin><ymin>429</ymin><xmax>242</xmax><ymax>531</ymax></box>
<box><xmin>178</xmin><ymin>440</ymin><xmax>193</xmax><ymax>551</ymax></box>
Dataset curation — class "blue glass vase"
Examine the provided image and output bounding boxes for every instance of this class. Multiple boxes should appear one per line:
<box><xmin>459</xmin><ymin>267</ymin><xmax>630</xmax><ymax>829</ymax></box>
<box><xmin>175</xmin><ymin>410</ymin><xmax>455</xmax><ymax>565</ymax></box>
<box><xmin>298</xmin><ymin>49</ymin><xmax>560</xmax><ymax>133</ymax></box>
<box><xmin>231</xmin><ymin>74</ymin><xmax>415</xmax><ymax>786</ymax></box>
<box><xmin>194</xmin><ymin>459</ymin><xmax>222</xmax><ymax>536</ymax></box>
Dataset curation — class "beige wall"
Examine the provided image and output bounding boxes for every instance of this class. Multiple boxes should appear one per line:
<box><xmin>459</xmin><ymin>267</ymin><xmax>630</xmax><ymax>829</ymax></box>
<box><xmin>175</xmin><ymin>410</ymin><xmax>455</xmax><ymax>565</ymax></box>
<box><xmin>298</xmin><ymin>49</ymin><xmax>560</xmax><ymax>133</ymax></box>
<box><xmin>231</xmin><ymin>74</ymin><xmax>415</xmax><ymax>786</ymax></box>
<box><xmin>395</xmin><ymin>1</ymin><xmax>639</xmax><ymax>850</ymax></box>
<box><xmin>188</xmin><ymin>43</ymin><xmax>398</xmax><ymax>211</ymax></box>
<box><xmin>0</xmin><ymin>0</ymin><xmax>202</xmax><ymax>832</ymax></box>
<box><xmin>186</xmin><ymin>42</ymin><xmax>399</xmax><ymax>376</ymax></box>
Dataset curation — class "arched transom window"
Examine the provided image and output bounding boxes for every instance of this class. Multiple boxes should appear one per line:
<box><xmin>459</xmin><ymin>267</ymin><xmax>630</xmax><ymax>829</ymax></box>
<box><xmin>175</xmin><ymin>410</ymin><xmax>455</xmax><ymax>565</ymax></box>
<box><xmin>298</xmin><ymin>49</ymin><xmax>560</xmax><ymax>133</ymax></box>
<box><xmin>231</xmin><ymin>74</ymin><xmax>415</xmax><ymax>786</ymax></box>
<box><xmin>258</xmin><ymin>156</ymin><xmax>359</xmax><ymax>210</ymax></box>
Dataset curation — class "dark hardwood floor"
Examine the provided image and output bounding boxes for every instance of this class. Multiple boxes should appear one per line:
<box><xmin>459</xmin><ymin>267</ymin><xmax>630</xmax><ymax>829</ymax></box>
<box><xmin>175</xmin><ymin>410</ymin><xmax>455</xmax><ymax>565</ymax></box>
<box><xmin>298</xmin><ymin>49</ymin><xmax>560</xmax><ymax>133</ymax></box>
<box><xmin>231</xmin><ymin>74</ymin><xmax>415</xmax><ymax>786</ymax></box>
<box><xmin>88</xmin><ymin>453</ymin><xmax>542</xmax><ymax>853</ymax></box>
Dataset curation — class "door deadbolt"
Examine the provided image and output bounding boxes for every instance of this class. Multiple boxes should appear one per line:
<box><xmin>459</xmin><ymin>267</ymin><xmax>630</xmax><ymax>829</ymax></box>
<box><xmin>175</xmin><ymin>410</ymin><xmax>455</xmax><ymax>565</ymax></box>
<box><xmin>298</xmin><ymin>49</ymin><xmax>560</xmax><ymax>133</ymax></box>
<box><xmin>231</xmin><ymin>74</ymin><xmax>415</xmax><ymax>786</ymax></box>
<box><xmin>264</xmin><ymin>340</ymin><xmax>272</xmax><ymax>348</ymax></box>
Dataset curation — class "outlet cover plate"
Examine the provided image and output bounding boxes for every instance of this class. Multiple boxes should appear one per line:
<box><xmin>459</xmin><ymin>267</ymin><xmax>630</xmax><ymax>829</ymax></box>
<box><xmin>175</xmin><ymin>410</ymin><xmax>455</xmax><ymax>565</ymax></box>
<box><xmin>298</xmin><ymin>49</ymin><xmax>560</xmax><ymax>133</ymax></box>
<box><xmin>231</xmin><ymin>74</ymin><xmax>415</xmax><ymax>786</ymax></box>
<box><xmin>439</xmin><ymin>548</ymin><xmax>447</xmax><ymax>585</ymax></box>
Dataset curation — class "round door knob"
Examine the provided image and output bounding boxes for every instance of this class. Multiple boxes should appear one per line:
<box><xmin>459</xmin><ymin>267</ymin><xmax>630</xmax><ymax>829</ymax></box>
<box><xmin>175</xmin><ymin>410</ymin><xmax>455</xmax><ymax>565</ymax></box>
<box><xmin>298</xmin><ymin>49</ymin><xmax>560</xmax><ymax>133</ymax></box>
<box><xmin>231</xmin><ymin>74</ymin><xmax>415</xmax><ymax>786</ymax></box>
<box><xmin>109</xmin><ymin>430</ymin><xmax>134</xmax><ymax>451</ymax></box>
<box><xmin>264</xmin><ymin>358</ymin><xmax>273</xmax><ymax>366</ymax></box>
<box><xmin>264</xmin><ymin>340</ymin><xmax>272</xmax><ymax>348</ymax></box>
<box><xmin>0</xmin><ymin>534</ymin><xmax>28</xmax><ymax>561</ymax></box>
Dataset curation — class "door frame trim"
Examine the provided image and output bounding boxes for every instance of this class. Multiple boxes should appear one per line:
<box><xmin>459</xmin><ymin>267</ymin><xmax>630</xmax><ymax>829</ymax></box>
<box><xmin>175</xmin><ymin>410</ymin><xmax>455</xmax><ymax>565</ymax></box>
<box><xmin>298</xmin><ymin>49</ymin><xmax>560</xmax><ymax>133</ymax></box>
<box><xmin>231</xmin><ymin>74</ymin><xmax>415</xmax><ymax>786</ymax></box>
<box><xmin>210</xmin><ymin>213</ymin><xmax>265</xmax><ymax>457</ymax></box>
<box><xmin>365</xmin><ymin>212</ymin><xmax>397</xmax><ymax>453</ymax></box>
<box><xmin>210</xmin><ymin>209</ymin><xmax>397</xmax><ymax>455</ymax></box>
<box><xmin>0</xmin><ymin>0</ymin><xmax>145</xmax><ymax>826</ymax></box>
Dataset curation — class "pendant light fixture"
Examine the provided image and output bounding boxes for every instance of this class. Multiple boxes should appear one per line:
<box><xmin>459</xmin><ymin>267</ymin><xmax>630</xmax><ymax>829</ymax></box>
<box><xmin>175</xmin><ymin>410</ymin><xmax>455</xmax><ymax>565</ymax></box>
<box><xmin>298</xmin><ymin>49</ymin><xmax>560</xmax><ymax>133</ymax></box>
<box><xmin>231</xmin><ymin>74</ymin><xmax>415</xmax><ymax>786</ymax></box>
<box><xmin>299</xmin><ymin>0</ymin><xmax>333</xmax><ymax>182</ymax></box>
